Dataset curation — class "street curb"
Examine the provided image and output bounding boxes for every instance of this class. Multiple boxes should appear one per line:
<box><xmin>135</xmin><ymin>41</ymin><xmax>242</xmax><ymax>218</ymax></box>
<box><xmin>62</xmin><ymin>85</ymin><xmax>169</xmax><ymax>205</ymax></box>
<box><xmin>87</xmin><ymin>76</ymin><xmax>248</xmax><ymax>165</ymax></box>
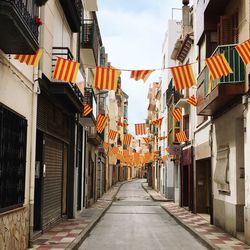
<box><xmin>67</xmin><ymin>181</ymin><xmax>127</xmax><ymax>250</ymax></box>
<box><xmin>161</xmin><ymin>205</ymin><xmax>217</xmax><ymax>250</ymax></box>
<box><xmin>141</xmin><ymin>182</ymin><xmax>173</xmax><ymax>202</ymax></box>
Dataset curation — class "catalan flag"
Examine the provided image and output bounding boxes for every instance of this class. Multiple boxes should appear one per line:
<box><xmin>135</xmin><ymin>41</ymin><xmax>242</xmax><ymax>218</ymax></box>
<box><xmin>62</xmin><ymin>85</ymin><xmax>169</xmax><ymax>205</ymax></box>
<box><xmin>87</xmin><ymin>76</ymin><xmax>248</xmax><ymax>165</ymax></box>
<box><xmin>170</xmin><ymin>64</ymin><xmax>196</xmax><ymax>90</ymax></box>
<box><xmin>143</xmin><ymin>137</ymin><xmax>151</xmax><ymax>144</ymax></box>
<box><xmin>130</xmin><ymin>70</ymin><xmax>154</xmax><ymax>82</ymax></box>
<box><xmin>135</xmin><ymin>123</ymin><xmax>146</xmax><ymax>135</ymax></box>
<box><xmin>103</xmin><ymin>142</ymin><xmax>109</xmax><ymax>150</ymax></box>
<box><xmin>162</xmin><ymin>155</ymin><xmax>168</xmax><ymax>161</ymax></box>
<box><xmin>205</xmin><ymin>53</ymin><xmax>233</xmax><ymax>80</ymax></box>
<box><xmin>152</xmin><ymin>117</ymin><xmax>163</xmax><ymax>126</ymax></box>
<box><xmin>94</xmin><ymin>67</ymin><xmax>121</xmax><ymax>91</ymax></box>
<box><xmin>186</xmin><ymin>95</ymin><xmax>197</xmax><ymax>106</ymax></box>
<box><xmin>158</xmin><ymin>136</ymin><xmax>168</xmax><ymax>141</ymax></box>
<box><xmin>172</xmin><ymin>108</ymin><xmax>182</xmax><ymax>121</ymax></box>
<box><xmin>53</xmin><ymin>57</ymin><xmax>80</xmax><ymax>83</ymax></box>
<box><xmin>96</xmin><ymin>114</ymin><xmax>108</xmax><ymax>133</ymax></box>
<box><xmin>123</xmin><ymin>134</ymin><xmax>133</xmax><ymax>146</ymax></box>
<box><xmin>116</xmin><ymin>121</ymin><xmax>128</xmax><ymax>127</ymax></box>
<box><xmin>15</xmin><ymin>49</ymin><xmax>43</xmax><ymax>67</ymax></box>
<box><xmin>108</xmin><ymin>130</ymin><xmax>118</xmax><ymax>140</ymax></box>
<box><xmin>83</xmin><ymin>104</ymin><xmax>92</xmax><ymax>117</ymax></box>
<box><xmin>235</xmin><ymin>39</ymin><xmax>250</xmax><ymax>65</ymax></box>
<box><xmin>176</xmin><ymin>131</ymin><xmax>188</xmax><ymax>143</ymax></box>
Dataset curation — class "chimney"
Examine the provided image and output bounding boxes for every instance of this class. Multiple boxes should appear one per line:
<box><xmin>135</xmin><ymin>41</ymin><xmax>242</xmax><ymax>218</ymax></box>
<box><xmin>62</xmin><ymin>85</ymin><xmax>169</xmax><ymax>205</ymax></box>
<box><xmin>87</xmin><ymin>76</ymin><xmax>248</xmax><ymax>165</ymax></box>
<box><xmin>182</xmin><ymin>0</ymin><xmax>190</xmax><ymax>37</ymax></box>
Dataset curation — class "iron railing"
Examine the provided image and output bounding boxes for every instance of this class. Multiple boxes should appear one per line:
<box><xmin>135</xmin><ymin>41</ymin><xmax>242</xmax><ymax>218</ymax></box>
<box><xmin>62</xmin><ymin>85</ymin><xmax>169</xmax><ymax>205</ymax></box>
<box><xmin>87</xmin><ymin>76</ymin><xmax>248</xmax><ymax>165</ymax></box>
<box><xmin>81</xmin><ymin>18</ymin><xmax>102</xmax><ymax>64</ymax></box>
<box><xmin>51</xmin><ymin>47</ymin><xmax>84</xmax><ymax>102</ymax></box>
<box><xmin>198</xmin><ymin>44</ymin><xmax>245</xmax><ymax>99</ymax></box>
<box><xmin>1</xmin><ymin>0</ymin><xmax>39</xmax><ymax>40</ymax></box>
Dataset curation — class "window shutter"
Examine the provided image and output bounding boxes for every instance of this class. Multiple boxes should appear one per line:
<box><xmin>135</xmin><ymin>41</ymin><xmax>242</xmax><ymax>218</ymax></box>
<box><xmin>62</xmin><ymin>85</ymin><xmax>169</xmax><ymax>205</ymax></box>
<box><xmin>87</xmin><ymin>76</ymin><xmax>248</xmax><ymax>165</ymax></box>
<box><xmin>219</xmin><ymin>16</ymin><xmax>233</xmax><ymax>45</ymax></box>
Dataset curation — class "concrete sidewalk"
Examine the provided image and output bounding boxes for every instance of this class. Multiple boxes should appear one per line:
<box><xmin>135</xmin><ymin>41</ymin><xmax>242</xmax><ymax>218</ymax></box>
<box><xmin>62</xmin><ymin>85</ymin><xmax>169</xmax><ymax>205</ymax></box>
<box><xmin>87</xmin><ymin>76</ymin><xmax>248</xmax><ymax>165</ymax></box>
<box><xmin>31</xmin><ymin>181</ymin><xmax>127</xmax><ymax>250</ymax></box>
<box><xmin>143</xmin><ymin>182</ymin><xmax>250</xmax><ymax>250</ymax></box>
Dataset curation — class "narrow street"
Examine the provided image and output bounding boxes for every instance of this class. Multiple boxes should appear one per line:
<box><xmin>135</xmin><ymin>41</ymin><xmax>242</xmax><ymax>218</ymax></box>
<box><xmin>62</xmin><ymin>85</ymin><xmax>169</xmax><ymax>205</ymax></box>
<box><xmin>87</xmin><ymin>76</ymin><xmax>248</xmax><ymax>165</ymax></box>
<box><xmin>79</xmin><ymin>180</ymin><xmax>207</xmax><ymax>250</ymax></box>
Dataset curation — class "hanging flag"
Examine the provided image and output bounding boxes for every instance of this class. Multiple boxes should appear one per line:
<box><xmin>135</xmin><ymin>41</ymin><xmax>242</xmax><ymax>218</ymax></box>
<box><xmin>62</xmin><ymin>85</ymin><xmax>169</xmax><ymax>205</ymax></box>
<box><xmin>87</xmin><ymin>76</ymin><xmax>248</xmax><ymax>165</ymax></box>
<box><xmin>123</xmin><ymin>134</ymin><xmax>133</xmax><ymax>145</ymax></box>
<box><xmin>116</xmin><ymin>121</ymin><xmax>128</xmax><ymax>127</ymax></box>
<box><xmin>176</xmin><ymin>131</ymin><xmax>188</xmax><ymax>143</ymax></box>
<box><xmin>152</xmin><ymin>117</ymin><xmax>163</xmax><ymax>126</ymax></box>
<box><xmin>108</xmin><ymin>130</ymin><xmax>118</xmax><ymax>140</ymax></box>
<box><xmin>205</xmin><ymin>53</ymin><xmax>233</xmax><ymax>80</ymax></box>
<box><xmin>235</xmin><ymin>39</ymin><xmax>250</xmax><ymax>65</ymax></box>
<box><xmin>83</xmin><ymin>104</ymin><xmax>92</xmax><ymax>117</ymax></box>
<box><xmin>170</xmin><ymin>64</ymin><xmax>196</xmax><ymax>90</ymax></box>
<box><xmin>130</xmin><ymin>70</ymin><xmax>154</xmax><ymax>82</ymax></box>
<box><xmin>103</xmin><ymin>142</ymin><xmax>109</xmax><ymax>150</ymax></box>
<box><xmin>111</xmin><ymin>146</ymin><xmax>119</xmax><ymax>155</ymax></box>
<box><xmin>162</xmin><ymin>155</ymin><xmax>168</xmax><ymax>161</ymax></box>
<box><xmin>15</xmin><ymin>49</ymin><xmax>43</xmax><ymax>67</ymax></box>
<box><xmin>94</xmin><ymin>67</ymin><xmax>121</xmax><ymax>91</ymax></box>
<box><xmin>172</xmin><ymin>108</ymin><xmax>182</xmax><ymax>121</ymax></box>
<box><xmin>135</xmin><ymin>123</ymin><xmax>146</xmax><ymax>135</ymax></box>
<box><xmin>186</xmin><ymin>95</ymin><xmax>197</xmax><ymax>106</ymax></box>
<box><xmin>165</xmin><ymin>147</ymin><xmax>169</xmax><ymax>153</ymax></box>
<box><xmin>158</xmin><ymin>136</ymin><xmax>168</xmax><ymax>141</ymax></box>
<box><xmin>96</xmin><ymin>114</ymin><xmax>108</xmax><ymax>133</ymax></box>
<box><xmin>53</xmin><ymin>57</ymin><xmax>80</xmax><ymax>83</ymax></box>
<box><xmin>143</xmin><ymin>137</ymin><xmax>151</xmax><ymax>144</ymax></box>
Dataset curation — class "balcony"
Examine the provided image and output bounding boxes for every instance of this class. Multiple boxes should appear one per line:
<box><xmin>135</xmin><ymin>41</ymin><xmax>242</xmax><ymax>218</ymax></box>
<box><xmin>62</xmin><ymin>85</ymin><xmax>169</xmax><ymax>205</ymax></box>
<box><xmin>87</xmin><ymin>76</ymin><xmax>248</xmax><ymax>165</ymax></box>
<box><xmin>197</xmin><ymin>44</ymin><xmax>246</xmax><ymax>116</ymax></box>
<box><xmin>80</xmin><ymin>15</ymin><xmax>102</xmax><ymax>66</ymax></box>
<box><xmin>49</xmin><ymin>47</ymin><xmax>83</xmax><ymax>113</ymax></box>
<box><xmin>0</xmin><ymin>0</ymin><xmax>39</xmax><ymax>54</ymax></box>
<box><xmin>59</xmin><ymin>0</ymin><xmax>82</xmax><ymax>32</ymax></box>
<box><xmin>87</xmin><ymin>127</ymin><xmax>104</xmax><ymax>146</ymax></box>
<box><xmin>80</xmin><ymin>87</ymin><xmax>97</xmax><ymax>127</ymax></box>
<box><xmin>83</xmin><ymin>0</ymin><xmax>98</xmax><ymax>11</ymax></box>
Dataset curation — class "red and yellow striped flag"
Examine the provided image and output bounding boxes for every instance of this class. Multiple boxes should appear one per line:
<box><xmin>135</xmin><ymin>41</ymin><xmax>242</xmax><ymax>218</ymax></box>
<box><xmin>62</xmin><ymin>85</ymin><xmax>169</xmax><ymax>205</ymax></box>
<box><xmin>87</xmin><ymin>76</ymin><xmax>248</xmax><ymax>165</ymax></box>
<box><xmin>186</xmin><ymin>95</ymin><xmax>197</xmax><ymax>106</ymax></box>
<box><xmin>123</xmin><ymin>134</ymin><xmax>133</xmax><ymax>145</ymax></box>
<box><xmin>205</xmin><ymin>53</ymin><xmax>233</xmax><ymax>80</ymax></box>
<box><xmin>130</xmin><ymin>70</ymin><xmax>154</xmax><ymax>82</ymax></box>
<box><xmin>15</xmin><ymin>49</ymin><xmax>43</xmax><ymax>67</ymax></box>
<box><xmin>162</xmin><ymin>155</ymin><xmax>168</xmax><ymax>162</ymax></box>
<box><xmin>108</xmin><ymin>130</ymin><xmax>118</xmax><ymax>140</ymax></box>
<box><xmin>152</xmin><ymin>117</ymin><xmax>163</xmax><ymax>126</ymax></box>
<box><xmin>103</xmin><ymin>142</ymin><xmax>109</xmax><ymax>150</ymax></box>
<box><xmin>96</xmin><ymin>114</ymin><xmax>108</xmax><ymax>133</ymax></box>
<box><xmin>235</xmin><ymin>39</ymin><xmax>250</xmax><ymax>65</ymax></box>
<box><xmin>53</xmin><ymin>57</ymin><xmax>80</xmax><ymax>83</ymax></box>
<box><xmin>172</xmin><ymin>108</ymin><xmax>182</xmax><ymax>121</ymax></box>
<box><xmin>143</xmin><ymin>137</ymin><xmax>151</xmax><ymax>144</ymax></box>
<box><xmin>94</xmin><ymin>67</ymin><xmax>121</xmax><ymax>91</ymax></box>
<box><xmin>158</xmin><ymin>136</ymin><xmax>168</xmax><ymax>141</ymax></box>
<box><xmin>116</xmin><ymin>121</ymin><xmax>128</xmax><ymax>127</ymax></box>
<box><xmin>83</xmin><ymin>104</ymin><xmax>92</xmax><ymax>117</ymax></box>
<box><xmin>176</xmin><ymin>131</ymin><xmax>188</xmax><ymax>143</ymax></box>
<box><xmin>135</xmin><ymin>123</ymin><xmax>146</xmax><ymax>135</ymax></box>
<box><xmin>170</xmin><ymin>64</ymin><xmax>196</xmax><ymax>90</ymax></box>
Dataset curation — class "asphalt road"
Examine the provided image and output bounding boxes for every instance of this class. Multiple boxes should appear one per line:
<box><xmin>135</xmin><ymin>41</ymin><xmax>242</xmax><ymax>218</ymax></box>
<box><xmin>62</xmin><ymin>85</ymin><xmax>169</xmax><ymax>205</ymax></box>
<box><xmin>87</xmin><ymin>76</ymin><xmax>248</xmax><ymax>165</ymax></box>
<box><xmin>78</xmin><ymin>179</ymin><xmax>208</xmax><ymax>250</ymax></box>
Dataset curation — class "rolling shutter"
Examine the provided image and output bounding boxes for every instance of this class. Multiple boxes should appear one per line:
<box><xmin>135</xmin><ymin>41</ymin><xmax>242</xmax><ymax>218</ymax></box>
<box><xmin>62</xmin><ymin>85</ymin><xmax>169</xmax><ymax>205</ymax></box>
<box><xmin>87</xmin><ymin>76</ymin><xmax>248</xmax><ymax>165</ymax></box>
<box><xmin>42</xmin><ymin>135</ymin><xmax>63</xmax><ymax>230</ymax></box>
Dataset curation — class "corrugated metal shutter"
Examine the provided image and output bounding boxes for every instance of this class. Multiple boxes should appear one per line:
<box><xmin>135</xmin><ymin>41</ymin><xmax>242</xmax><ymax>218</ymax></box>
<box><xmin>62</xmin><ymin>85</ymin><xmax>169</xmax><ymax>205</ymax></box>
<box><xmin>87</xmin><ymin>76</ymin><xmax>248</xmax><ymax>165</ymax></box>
<box><xmin>43</xmin><ymin>135</ymin><xmax>63</xmax><ymax>230</ymax></box>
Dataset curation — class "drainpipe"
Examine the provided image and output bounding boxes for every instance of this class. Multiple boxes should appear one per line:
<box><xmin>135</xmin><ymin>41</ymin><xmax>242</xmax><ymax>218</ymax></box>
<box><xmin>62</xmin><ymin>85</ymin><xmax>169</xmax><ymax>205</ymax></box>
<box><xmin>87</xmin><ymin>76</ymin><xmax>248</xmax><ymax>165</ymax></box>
<box><xmin>28</xmin><ymin>67</ymin><xmax>39</xmax><ymax>248</ymax></box>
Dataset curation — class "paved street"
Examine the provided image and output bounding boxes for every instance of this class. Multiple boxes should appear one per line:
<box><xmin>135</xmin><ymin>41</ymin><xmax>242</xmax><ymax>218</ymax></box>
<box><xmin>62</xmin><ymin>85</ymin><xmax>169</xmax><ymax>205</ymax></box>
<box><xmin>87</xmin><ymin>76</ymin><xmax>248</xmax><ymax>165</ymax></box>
<box><xmin>79</xmin><ymin>180</ymin><xmax>207</xmax><ymax>250</ymax></box>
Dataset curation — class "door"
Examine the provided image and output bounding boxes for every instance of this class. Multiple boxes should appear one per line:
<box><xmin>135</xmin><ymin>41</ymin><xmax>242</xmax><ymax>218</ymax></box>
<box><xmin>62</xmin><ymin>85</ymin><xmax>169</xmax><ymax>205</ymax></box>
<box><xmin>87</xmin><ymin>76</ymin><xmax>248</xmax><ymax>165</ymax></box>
<box><xmin>42</xmin><ymin>135</ymin><xmax>63</xmax><ymax>230</ymax></box>
<box><xmin>181</xmin><ymin>166</ymin><xmax>189</xmax><ymax>207</ymax></box>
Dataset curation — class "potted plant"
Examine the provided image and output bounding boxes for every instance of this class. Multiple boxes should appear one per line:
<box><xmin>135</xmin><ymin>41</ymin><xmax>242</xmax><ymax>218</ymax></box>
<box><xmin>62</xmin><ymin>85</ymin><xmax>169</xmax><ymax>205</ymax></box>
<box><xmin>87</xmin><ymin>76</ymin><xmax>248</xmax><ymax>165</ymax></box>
<box><xmin>35</xmin><ymin>0</ymin><xmax>48</xmax><ymax>6</ymax></box>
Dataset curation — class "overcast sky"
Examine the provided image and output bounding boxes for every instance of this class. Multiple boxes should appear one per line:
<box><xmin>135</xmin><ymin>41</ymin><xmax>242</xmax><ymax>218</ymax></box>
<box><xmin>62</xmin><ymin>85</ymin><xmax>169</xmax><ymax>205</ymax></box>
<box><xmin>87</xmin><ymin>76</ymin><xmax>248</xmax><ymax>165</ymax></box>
<box><xmin>97</xmin><ymin>0</ymin><xmax>182</xmax><ymax>133</ymax></box>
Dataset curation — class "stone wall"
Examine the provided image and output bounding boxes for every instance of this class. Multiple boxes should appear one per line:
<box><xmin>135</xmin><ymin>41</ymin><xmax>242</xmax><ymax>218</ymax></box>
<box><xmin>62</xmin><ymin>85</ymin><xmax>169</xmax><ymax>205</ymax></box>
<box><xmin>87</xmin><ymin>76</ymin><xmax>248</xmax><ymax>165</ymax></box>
<box><xmin>0</xmin><ymin>206</ymin><xmax>29</xmax><ymax>250</ymax></box>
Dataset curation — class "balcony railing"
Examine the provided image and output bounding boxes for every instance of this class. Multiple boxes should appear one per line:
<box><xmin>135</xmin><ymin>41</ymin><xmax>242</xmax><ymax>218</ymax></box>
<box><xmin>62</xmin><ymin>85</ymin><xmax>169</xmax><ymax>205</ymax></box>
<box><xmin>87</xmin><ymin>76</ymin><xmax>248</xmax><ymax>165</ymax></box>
<box><xmin>50</xmin><ymin>47</ymin><xmax>84</xmax><ymax>112</ymax></box>
<box><xmin>87</xmin><ymin>127</ymin><xmax>104</xmax><ymax>145</ymax></box>
<box><xmin>0</xmin><ymin>0</ymin><xmax>39</xmax><ymax>54</ymax></box>
<box><xmin>80</xmin><ymin>17</ymin><xmax>102</xmax><ymax>65</ymax></box>
<box><xmin>197</xmin><ymin>44</ymin><xmax>245</xmax><ymax>116</ymax></box>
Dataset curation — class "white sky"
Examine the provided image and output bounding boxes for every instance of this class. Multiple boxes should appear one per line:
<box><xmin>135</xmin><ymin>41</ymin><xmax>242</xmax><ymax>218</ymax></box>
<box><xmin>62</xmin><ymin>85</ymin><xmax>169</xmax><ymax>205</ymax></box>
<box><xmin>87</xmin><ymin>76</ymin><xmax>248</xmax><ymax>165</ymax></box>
<box><xmin>97</xmin><ymin>0</ymin><xmax>183</xmax><ymax>133</ymax></box>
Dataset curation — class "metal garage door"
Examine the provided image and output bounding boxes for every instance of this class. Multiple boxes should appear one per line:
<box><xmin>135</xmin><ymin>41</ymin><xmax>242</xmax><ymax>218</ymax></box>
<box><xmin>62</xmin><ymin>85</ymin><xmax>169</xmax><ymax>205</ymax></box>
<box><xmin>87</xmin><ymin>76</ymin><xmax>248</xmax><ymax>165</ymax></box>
<box><xmin>42</xmin><ymin>135</ymin><xmax>63</xmax><ymax>230</ymax></box>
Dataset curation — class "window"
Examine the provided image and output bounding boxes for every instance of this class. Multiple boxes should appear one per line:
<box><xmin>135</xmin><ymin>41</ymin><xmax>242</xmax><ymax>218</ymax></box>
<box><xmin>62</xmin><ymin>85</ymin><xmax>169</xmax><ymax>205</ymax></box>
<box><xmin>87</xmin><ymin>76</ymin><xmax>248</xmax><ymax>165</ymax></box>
<box><xmin>0</xmin><ymin>105</ymin><xmax>27</xmax><ymax>212</ymax></box>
